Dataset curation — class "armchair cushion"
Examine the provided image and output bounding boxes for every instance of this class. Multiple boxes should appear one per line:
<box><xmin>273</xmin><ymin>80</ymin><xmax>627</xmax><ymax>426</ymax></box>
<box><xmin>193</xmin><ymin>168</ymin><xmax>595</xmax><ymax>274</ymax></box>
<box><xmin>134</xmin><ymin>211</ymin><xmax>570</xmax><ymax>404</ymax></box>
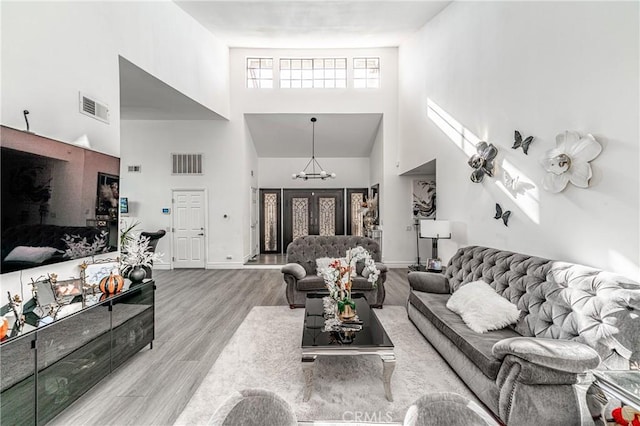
<box><xmin>281</xmin><ymin>263</ymin><xmax>306</xmax><ymax>280</ymax></box>
<box><xmin>408</xmin><ymin>271</ymin><xmax>450</xmax><ymax>294</ymax></box>
<box><xmin>493</xmin><ymin>337</ymin><xmax>601</xmax><ymax>373</ymax></box>
<box><xmin>296</xmin><ymin>276</ymin><xmax>326</xmax><ymax>292</ymax></box>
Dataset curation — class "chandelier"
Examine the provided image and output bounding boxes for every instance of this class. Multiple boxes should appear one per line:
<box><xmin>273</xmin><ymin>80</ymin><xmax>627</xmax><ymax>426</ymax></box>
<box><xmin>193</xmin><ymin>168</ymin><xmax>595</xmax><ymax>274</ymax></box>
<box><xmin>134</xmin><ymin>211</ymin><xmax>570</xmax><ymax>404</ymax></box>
<box><xmin>291</xmin><ymin>117</ymin><xmax>336</xmax><ymax>180</ymax></box>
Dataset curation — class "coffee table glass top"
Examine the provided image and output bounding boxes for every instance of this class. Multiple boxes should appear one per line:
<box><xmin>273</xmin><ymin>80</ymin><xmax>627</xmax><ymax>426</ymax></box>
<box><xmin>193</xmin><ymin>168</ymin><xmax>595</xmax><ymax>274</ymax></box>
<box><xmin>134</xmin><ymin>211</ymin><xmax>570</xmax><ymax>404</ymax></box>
<box><xmin>593</xmin><ymin>370</ymin><xmax>640</xmax><ymax>410</ymax></box>
<box><xmin>302</xmin><ymin>293</ymin><xmax>393</xmax><ymax>349</ymax></box>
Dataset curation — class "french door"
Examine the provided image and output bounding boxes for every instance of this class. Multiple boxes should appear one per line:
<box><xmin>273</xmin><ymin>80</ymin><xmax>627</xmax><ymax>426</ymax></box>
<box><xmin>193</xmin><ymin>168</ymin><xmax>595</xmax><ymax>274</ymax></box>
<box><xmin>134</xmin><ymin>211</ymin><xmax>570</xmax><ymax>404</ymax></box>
<box><xmin>346</xmin><ymin>188</ymin><xmax>368</xmax><ymax>236</ymax></box>
<box><xmin>259</xmin><ymin>189</ymin><xmax>281</xmax><ymax>253</ymax></box>
<box><xmin>282</xmin><ymin>189</ymin><xmax>344</xmax><ymax>250</ymax></box>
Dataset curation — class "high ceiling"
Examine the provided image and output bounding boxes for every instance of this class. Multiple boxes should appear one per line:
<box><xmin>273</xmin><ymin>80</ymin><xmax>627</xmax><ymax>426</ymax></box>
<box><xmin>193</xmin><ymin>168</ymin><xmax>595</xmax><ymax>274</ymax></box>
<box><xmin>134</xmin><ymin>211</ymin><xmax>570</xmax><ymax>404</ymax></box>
<box><xmin>121</xmin><ymin>2</ymin><xmax>452</xmax><ymax>157</ymax></box>
<box><xmin>246</xmin><ymin>113</ymin><xmax>382</xmax><ymax>158</ymax></box>
<box><xmin>174</xmin><ymin>1</ymin><xmax>451</xmax><ymax>48</ymax></box>
<box><xmin>119</xmin><ymin>57</ymin><xmax>224</xmax><ymax>121</ymax></box>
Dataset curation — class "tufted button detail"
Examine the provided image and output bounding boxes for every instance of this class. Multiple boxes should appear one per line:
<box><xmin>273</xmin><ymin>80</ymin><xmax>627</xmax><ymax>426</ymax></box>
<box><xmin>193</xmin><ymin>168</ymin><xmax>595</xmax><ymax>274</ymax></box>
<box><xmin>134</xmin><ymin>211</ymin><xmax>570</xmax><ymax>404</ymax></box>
<box><xmin>443</xmin><ymin>245</ymin><xmax>640</xmax><ymax>363</ymax></box>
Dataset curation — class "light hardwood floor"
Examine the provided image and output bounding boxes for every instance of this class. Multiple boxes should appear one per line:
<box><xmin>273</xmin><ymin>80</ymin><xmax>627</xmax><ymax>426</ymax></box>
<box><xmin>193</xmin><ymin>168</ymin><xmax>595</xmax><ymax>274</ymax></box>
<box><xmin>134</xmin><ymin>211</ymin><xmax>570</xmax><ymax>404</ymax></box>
<box><xmin>49</xmin><ymin>268</ymin><xmax>411</xmax><ymax>425</ymax></box>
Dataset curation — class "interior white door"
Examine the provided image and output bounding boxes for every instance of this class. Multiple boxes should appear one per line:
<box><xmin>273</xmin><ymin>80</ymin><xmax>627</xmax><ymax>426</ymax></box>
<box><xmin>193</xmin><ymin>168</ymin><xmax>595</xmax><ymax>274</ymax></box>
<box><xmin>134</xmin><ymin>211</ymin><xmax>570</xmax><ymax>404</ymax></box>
<box><xmin>250</xmin><ymin>187</ymin><xmax>259</xmax><ymax>259</ymax></box>
<box><xmin>173</xmin><ymin>190</ymin><xmax>206</xmax><ymax>268</ymax></box>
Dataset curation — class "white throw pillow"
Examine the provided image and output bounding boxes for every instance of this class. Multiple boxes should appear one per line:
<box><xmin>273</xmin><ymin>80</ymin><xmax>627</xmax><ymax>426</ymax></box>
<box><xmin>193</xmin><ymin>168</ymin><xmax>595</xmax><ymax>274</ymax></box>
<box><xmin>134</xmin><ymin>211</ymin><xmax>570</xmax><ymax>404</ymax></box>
<box><xmin>446</xmin><ymin>280</ymin><xmax>520</xmax><ymax>333</ymax></box>
<box><xmin>4</xmin><ymin>246</ymin><xmax>61</xmax><ymax>263</ymax></box>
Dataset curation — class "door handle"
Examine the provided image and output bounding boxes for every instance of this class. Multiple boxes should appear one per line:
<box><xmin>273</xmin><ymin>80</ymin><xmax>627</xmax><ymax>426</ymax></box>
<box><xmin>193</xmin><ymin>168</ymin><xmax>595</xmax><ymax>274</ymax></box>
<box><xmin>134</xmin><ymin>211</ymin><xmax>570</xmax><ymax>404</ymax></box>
<box><xmin>198</xmin><ymin>233</ymin><xmax>204</xmax><ymax>236</ymax></box>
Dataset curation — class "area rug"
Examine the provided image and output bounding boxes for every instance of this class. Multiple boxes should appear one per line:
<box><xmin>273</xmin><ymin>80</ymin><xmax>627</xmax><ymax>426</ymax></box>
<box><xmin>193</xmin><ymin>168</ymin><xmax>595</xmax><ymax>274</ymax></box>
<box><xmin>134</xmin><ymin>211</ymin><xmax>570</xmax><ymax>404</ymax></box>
<box><xmin>175</xmin><ymin>306</ymin><xmax>476</xmax><ymax>425</ymax></box>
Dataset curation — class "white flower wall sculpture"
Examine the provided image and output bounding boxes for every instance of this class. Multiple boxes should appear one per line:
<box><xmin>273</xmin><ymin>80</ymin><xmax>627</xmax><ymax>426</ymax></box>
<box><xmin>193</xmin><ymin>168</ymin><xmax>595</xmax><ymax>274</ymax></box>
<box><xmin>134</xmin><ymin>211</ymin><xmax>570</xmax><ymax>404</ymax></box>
<box><xmin>540</xmin><ymin>131</ymin><xmax>602</xmax><ymax>193</ymax></box>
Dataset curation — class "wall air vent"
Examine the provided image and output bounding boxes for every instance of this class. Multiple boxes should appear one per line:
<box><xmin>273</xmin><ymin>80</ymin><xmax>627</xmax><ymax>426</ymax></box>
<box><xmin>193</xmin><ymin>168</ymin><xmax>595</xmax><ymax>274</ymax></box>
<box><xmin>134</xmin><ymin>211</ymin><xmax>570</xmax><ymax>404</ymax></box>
<box><xmin>128</xmin><ymin>165</ymin><xmax>142</xmax><ymax>173</ymax></box>
<box><xmin>172</xmin><ymin>153</ymin><xmax>203</xmax><ymax>175</ymax></box>
<box><xmin>79</xmin><ymin>92</ymin><xmax>109</xmax><ymax>124</ymax></box>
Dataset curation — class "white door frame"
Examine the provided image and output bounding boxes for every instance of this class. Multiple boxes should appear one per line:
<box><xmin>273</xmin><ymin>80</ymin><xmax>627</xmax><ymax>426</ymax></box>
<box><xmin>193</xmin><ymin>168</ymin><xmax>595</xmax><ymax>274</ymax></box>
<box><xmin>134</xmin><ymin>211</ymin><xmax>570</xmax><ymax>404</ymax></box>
<box><xmin>171</xmin><ymin>188</ymin><xmax>208</xmax><ymax>269</ymax></box>
<box><xmin>250</xmin><ymin>186</ymin><xmax>259</xmax><ymax>260</ymax></box>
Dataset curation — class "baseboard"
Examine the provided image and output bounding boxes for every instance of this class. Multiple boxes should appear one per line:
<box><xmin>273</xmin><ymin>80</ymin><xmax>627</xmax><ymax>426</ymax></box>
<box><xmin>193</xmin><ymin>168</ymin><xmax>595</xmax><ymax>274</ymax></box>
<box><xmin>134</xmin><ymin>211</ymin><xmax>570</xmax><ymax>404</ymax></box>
<box><xmin>206</xmin><ymin>261</ymin><xmax>245</xmax><ymax>269</ymax></box>
<box><xmin>383</xmin><ymin>261</ymin><xmax>415</xmax><ymax>268</ymax></box>
<box><xmin>152</xmin><ymin>263</ymin><xmax>171</xmax><ymax>270</ymax></box>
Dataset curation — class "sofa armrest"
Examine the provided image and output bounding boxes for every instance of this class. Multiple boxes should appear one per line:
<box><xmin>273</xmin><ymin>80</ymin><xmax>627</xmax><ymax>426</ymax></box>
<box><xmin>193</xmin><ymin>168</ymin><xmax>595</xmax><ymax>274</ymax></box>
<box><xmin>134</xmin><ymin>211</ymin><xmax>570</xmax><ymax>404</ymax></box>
<box><xmin>493</xmin><ymin>337</ymin><xmax>600</xmax><ymax>374</ymax></box>
<box><xmin>281</xmin><ymin>263</ymin><xmax>306</xmax><ymax>280</ymax></box>
<box><xmin>375</xmin><ymin>262</ymin><xmax>388</xmax><ymax>273</ymax></box>
<box><xmin>408</xmin><ymin>271</ymin><xmax>449</xmax><ymax>294</ymax></box>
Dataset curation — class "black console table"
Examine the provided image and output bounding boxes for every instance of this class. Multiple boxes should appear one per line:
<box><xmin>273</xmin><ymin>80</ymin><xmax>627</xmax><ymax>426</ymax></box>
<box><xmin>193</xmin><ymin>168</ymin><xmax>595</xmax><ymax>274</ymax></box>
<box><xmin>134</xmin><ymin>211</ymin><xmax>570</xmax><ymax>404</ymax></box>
<box><xmin>0</xmin><ymin>280</ymin><xmax>155</xmax><ymax>425</ymax></box>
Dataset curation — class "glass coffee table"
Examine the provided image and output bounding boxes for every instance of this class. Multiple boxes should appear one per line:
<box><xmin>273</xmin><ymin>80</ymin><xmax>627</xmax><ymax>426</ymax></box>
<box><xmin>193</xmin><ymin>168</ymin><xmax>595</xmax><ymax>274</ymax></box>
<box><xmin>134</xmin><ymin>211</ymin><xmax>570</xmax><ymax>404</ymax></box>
<box><xmin>301</xmin><ymin>293</ymin><xmax>395</xmax><ymax>402</ymax></box>
<box><xmin>593</xmin><ymin>370</ymin><xmax>640</xmax><ymax>411</ymax></box>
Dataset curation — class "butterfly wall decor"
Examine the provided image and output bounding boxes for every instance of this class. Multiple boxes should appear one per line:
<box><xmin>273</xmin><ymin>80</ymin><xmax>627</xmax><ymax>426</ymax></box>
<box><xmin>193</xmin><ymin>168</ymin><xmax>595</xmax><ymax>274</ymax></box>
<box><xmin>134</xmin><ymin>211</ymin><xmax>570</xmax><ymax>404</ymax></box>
<box><xmin>512</xmin><ymin>130</ymin><xmax>534</xmax><ymax>155</ymax></box>
<box><xmin>494</xmin><ymin>203</ymin><xmax>511</xmax><ymax>227</ymax></box>
<box><xmin>503</xmin><ymin>170</ymin><xmax>519</xmax><ymax>191</ymax></box>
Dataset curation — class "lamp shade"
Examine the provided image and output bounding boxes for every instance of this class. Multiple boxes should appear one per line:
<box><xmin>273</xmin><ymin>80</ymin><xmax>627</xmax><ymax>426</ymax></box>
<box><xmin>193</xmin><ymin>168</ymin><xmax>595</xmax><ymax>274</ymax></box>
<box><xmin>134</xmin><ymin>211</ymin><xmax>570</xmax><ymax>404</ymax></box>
<box><xmin>419</xmin><ymin>220</ymin><xmax>451</xmax><ymax>239</ymax></box>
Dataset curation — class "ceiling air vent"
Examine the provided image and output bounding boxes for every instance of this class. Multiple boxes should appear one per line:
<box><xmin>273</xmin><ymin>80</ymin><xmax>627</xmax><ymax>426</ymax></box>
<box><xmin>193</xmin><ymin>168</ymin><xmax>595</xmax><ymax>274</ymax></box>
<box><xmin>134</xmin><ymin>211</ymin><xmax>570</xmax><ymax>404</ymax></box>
<box><xmin>128</xmin><ymin>165</ymin><xmax>142</xmax><ymax>173</ymax></box>
<box><xmin>172</xmin><ymin>153</ymin><xmax>203</xmax><ymax>175</ymax></box>
<box><xmin>79</xmin><ymin>92</ymin><xmax>109</xmax><ymax>124</ymax></box>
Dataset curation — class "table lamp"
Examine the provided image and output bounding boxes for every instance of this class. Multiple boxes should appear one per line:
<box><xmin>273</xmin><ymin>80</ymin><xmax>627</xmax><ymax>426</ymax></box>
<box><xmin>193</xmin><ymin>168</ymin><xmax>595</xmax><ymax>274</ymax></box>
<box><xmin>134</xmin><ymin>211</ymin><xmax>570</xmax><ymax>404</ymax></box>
<box><xmin>419</xmin><ymin>220</ymin><xmax>451</xmax><ymax>271</ymax></box>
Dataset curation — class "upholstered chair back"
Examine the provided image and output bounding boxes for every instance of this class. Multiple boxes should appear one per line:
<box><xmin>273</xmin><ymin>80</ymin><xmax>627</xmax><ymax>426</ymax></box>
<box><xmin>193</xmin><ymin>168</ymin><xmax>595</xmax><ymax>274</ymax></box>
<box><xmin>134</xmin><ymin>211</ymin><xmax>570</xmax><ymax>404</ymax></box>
<box><xmin>445</xmin><ymin>246</ymin><xmax>640</xmax><ymax>369</ymax></box>
<box><xmin>286</xmin><ymin>235</ymin><xmax>381</xmax><ymax>275</ymax></box>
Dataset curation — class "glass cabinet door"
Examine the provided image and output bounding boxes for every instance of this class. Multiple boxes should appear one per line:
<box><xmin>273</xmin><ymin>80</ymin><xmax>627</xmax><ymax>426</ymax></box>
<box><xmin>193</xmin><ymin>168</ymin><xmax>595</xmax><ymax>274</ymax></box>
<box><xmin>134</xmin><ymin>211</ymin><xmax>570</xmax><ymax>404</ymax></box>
<box><xmin>1</xmin><ymin>333</ymin><xmax>36</xmax><ymax>426</ymax></box>
<box><xmin>111</xmin><ymin>282</ymin><xmax>154</xmax><ymax>370</ymax></box>
<box><xmin>36</xmin><ymin>301</ymin><xmax>111</xmax><ymax>425</ymax></box>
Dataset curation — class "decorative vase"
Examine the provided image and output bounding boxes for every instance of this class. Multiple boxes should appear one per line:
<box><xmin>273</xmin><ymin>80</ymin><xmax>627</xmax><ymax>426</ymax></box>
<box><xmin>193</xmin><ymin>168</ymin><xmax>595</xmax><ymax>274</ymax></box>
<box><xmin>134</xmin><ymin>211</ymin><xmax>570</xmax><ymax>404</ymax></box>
<box><xmin>128</xmin><ymin>266</ymin><xmax>146</xmax><ymax>284</ymax></box>
<box><xmin>339</xmin><ymin>304</ymin><xmax>357</xmax><ymax>321</ymax></box>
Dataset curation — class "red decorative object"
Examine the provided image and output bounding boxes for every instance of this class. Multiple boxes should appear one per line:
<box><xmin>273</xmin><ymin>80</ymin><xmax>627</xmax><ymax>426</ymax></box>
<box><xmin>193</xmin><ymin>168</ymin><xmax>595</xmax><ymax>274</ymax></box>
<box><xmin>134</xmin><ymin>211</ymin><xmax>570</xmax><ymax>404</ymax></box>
<box><xmin>99</xmin><ymin>273</ymin><xmax>124</xmax><ymax>294</ymax></box>
<box><xmin>612</xmin><ymin>406</ymin><xmax>640</xmax><ymax>426</ymax></box>
<box><xmin>0</xmin><ymin>317</ymin><xmax>9</xmax><ymax>339</ymax></box>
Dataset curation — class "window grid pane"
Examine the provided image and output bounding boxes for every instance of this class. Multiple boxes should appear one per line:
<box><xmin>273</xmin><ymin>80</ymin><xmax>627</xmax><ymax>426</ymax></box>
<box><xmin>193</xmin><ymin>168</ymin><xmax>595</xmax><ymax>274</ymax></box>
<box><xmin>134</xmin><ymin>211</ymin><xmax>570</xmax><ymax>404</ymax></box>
<box><xmin>280</xmin><ymin>57</ymin><xmax>347</xmax><ymax>89</ymax></box>
<box><xmin>353</xmin><ymin>57</ymin><xmax>380</xmax><ymax>88</ymax></box>
<box><xmin>247</xmin><ymin>57</ymin><xmax>274</xmax><ymax>88</ymax></box>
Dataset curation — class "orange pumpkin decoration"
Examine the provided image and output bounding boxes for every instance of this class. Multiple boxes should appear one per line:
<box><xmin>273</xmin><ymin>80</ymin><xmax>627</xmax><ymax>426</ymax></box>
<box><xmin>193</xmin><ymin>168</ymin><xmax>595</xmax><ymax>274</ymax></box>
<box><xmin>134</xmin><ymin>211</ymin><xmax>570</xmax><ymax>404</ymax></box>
<box><xmin>0</xmin><ymin>317</ymin><xmax>9</xmax><ymax>339</ymax></box>
<box><xmin>99</xmin><ymin>273</ymin><xmax>124</xmax><ymax>294</ymax></box>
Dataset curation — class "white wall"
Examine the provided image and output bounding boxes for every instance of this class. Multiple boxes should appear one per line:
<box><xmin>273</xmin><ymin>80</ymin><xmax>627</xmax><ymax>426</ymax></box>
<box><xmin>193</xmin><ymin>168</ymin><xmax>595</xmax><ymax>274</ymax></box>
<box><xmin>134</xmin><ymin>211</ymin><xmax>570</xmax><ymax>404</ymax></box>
<box><xmin>120</xmin><ymin>119</ymin><xmax>252</xmax><ymax>268</ymax></box>
<box><xmin>259</xmin><ymin>157</ymin><xmax>370</xmax><ymax>188</ymax></box>
<box><xmin>1</xmin><ymin>1</ymin><xmax>230</xmax><ymax>294</ymax></box>
<box><xmin>1</xmin><ymin>1</ymin><xmax>229</xmax><ymax>156</ymax></box>
<box><xmin>231</xmin><ymin>48</ymin><xmax>418</xmax><ymax>263</ymax></box>
<box><xmin>398</xmin><ymin>1</ymin><xmax>640</xmax><ymax>279</ymax></box>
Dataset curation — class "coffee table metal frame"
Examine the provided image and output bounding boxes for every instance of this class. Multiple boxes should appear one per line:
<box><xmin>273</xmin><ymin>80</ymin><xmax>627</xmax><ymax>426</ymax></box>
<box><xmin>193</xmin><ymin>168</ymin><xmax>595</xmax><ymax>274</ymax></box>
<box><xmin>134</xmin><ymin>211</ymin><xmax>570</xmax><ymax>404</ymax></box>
<box><xmin>593</xmin><ymin>370</ymin><xmax>640</xmax><ymax>411</ymax></box>
<box><xmin>301</xmin><ymin>293</ymin><xmax>395</xmax><ymax>402</ymax></box>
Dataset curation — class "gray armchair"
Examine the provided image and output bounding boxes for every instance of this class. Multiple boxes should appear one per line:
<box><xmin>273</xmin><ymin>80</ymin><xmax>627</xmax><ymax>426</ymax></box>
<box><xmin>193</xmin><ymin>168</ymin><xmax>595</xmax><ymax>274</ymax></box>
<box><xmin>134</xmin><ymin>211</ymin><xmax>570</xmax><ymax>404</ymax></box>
<box><xmin>140</xmin><ymin>229</ymin><xmax>166</xmax><ymax>279</ymax></box>
<box><xmin>209</xmin><ymin>389</ymin><xmax>296</xmax><ymax>426</ymax></box>
<box><xmin>404</xmin><ymin>392</ymin><xmax>500</xmax><ymax>426</ymax></box>
<box><xmin>281</xmin><ymin>235</ymin><xmax>387</xmax><ymax>308</ymax></box>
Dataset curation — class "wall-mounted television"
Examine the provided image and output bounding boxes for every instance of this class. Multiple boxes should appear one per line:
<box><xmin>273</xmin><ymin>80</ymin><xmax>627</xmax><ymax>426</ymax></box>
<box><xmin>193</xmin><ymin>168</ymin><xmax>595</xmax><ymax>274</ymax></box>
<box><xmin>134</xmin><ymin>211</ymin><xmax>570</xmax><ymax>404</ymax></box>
<box><xmin>1</xmin><ymin>126</ymin><xmax>120</xmax><ymax>274</ymax></box>
<box><xmin>120</xmin><ymin>197</ymin><xmax>129</xmax><ymax>214</ymax></box>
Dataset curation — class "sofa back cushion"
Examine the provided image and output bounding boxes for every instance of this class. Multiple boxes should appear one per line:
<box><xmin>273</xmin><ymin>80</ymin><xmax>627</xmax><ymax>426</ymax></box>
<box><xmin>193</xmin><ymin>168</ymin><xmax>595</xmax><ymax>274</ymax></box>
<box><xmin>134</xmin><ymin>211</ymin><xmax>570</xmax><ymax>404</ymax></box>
<box><xmin>286</xmin><ymin>235</ymin><xmax>381</xmax><ymax>275</ymax></box>
<box><xmin>445</xmin><ymin>246</ymin><xmax>640</xmax><ymax>368</ymax></box>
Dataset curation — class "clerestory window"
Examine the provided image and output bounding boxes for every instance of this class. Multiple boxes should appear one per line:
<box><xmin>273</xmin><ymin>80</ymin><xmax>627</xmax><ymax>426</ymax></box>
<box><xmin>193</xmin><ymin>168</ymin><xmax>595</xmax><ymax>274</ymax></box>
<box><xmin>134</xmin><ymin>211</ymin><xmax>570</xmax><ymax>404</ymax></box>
<box><xmin>353</xmin><ymin>57</ymin><xmax>380</xmax><ymax>88</ymax></box>
<box><xmin>280</xmin><ymin>58</ymin><xmax>347</xmax><ymax>89</ymax></box>
<box><xmin>247</xmin><ymin>57</ymin><xmax>273</xmax><ymax>88</ymax></box>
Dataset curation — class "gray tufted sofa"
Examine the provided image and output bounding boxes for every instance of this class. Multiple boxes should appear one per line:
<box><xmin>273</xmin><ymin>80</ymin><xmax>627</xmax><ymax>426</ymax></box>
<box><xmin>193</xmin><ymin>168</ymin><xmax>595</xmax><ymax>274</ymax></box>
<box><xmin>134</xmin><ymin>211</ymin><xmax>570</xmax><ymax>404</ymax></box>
<box><xmin>408</xmin><ymin>245</ymin><xmax>640</xmax><ymax>426</ymax></box>
<box><xmin>281</xmin><ymin>235</ymin><xmax>388</xmax><ymax>308</ymax></box>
